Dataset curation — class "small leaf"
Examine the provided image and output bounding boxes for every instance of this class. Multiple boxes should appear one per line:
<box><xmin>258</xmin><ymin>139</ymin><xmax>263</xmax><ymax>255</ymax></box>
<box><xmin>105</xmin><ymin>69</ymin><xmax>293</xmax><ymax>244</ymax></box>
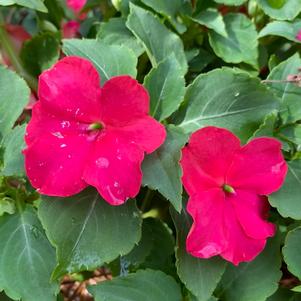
<box><xmin>171</xmin><ymin>204</ymin><xmax>227</xmax><ymax>301</ymax></box>
<box><xmin>178</xmin><ymin>68</ymin><xmax>279</xmax><ymax>142</ymax></box>
<box><xmin>0</xmin><ymin>205</ymin><xmax>58</xmax><ymax>301</ymax></box>
<box><xmin>126</xmin><ymin>4</ymin><xmax>187</xmax><ymax>73</ymax></box>
<box><xmin>38</xmin><ymin>188</ymin><xmax>142</xmax><ymax>279</ymax></box>
<box><xmin>89</xmin><ymin>269</ymin><xmax>182</xmax><ymax>301</ymax></box>
<box><xmin>0</xmin><ymin>0</ymin><xmax>47</xmax><ymax>12</ymax></box>
<box><xmin>208</xmin><ymin>13</ymin><xmax>258</xmax><ymax>67</ymax></box>
<box><xmin>283</xmin><ymin>227</ymin><xmax>301</xmax><ymax>279</ymax></box>
<box><xmin>0</xmin><ymin>198</ymin><xmax>15</xmax><ymax>216</ymax></box>
<box><xmin>62</xmin><ymin>39</ymin><xmax>137</xmax><ymax>83</ymax></box>
<box><xmin>0</xmin><ymin>66</ymin><xmax>29</xmax><ymax>139</ymax></box>
<box><xmin>144</xmin><ymin>55</ymin><xmax>186</xmax><ymax>121</ymax></box>
<box><xmin>214</xmin><ymin>0</ymin><xmax>246</xmax><ymax>5</ymax></box>
<box><xmin>142</xmin><ymin>126</ymin><xmax>187</xmax><ymax>212</ymax></box>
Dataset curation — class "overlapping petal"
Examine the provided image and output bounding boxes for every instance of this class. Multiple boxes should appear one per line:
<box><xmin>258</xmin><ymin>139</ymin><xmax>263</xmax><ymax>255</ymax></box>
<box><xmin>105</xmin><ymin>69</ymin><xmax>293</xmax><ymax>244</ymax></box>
<box><xmin>66</xmin><ymin>0</ymin><xmax>86</xmax><ymax>12</ymax></box>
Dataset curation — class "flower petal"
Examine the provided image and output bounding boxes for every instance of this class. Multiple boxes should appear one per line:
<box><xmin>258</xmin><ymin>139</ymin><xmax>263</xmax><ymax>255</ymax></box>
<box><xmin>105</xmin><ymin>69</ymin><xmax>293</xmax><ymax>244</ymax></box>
<box><xmin>39</xmin><ymin>56</ymin><xmax>102</xmax><ymax>123</ymax></box>
<box><xmin>229</xmin><ymin>190</ymin><xmax>276</xmax><ymax>240</ymax></box>
<box><xmin>100</xmin><ymin>76</ymin><xmax>149</xmax><ymax>127</ymax></box>
<box><xmin>180</xmin><ymin>126</ymin><xmax>240</xmax><ymax>195</ymax></box>
<box><xmin>226</xmin><ymin>137</ymin><xmax>287</xmax><ymax>195</ymax></box>
<box><xmin>83</xmin><ymin>132</ymin><xmax>144</xmax><ymax>205</ymax></box>
<box><xmin>220</xmin><ymin>200</ymin><xmax>267</xmax><ymax>265</ymax></box>
<box><xmin>67</xmin><ymin>0</ymin><xmax>86</xmax><ymax>12</ymax></box>
<box><xmin>186</xmin><ymin>189</ymin><xmax>227</xmax><ymax>258</ymax></box>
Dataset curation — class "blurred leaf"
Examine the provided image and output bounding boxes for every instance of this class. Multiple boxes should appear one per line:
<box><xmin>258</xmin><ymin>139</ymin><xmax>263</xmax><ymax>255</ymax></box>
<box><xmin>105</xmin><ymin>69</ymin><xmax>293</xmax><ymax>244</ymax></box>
<box><xmin>1</xmin><ymin>124</ymin><xmax>26</xmax><ymax>177</ymax></box>
<box><xmin>0</xmin><ymin>198</ymin><xmax>15</xmax><ymax>216</ymax></box>
<box><xmin>178</xmin><ymin>68</ymin><xmax>279</xmax><ymax>143</ymax></box>
<box><xmin>0</xmin><ymin>204</ymin><xmax>58</xmax><ymax>301</ymax></box>
<box><xmin>192</xmin><ymin>8</ymin><xmax>227</xmax><ymax>37</ymax></box>
<box><xmin>38</xmin><ymin>188</ymin><xmax>142</xmax><ymax>279</ymax></box>
<box><xmin>142</xmin><ymin>126</ymin><xmax>187</xmax><ymax>212</ymax></box>
<box><xmin>126</xmin><ymin>4</ymin><xmax>187</xmax><ymax>73</ymax></box>
<box><xmin>259</xmin><ymin>20</ymin><xmax>301</xmax><ymax>43</ymax></box>
<box><xmin>89</xmin><ymin>269</ymin><xmax>182</xmax><ymax>301</ymax></box>
<box><xmin>188</xmin><ymin>48</ymin><xmax>215</xmax><ymax>73</ymax></box>
<box><xmin>62</xmin><ymin>39</ymin><xmax>137</xmax><ymax>84</ymax></box>
<box><xmin>171</xmin><ymin>204</ymin><xmax>227</xmax><ymax>301</ymax></box>
<box><xmin>257</xmin><ymin>0</ymin><xmax>301</xmax><ymax>21</ymax></box>
<box><xmin>217</xmin><ymin>236</ymin><xmax>282</xmax><ymax>301</ymax></box>
<box><xmin>0</xmin><ymin>66</ymin><xmax>29</xmax><ymax>139</ymax></box>
<box><xmin>144</xmin><ymin>54</ymin><xmax>186</xmax><ymax>121</ymax></box>
<box><xmin>208</xmin><ymin>13</ymin><xmax>258</xmax><ymax>67</ymax></box>
<box><xmin>97</xmin><ymin>17</ymin><xmax>144</xmax><ymax>57</ymax></box>
<box><xmin>214</xmin><ymin>0</ymin><xmax>246</xmax><ymax>4</ymax></box>
<box><xmin>40</xmin><ymin>0</ymin><xmax>65</xmax><ymax>28</ymax></box>
<box><xmin>0</xmin><ymin>0</ymin><xmax>47</xmax><ymax>12</ymax></box>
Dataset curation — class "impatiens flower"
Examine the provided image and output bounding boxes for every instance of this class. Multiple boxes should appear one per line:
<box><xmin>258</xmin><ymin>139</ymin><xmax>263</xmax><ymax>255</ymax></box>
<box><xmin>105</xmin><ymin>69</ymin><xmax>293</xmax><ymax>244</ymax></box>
<box><xmin>66</xmin><ymin>0</ymin><xmax>86</xmax><ymax>13</ymax></box>
<box><xmin>181</xmin><ymin>127</ymin><xmax>287</xmax><ymax>265</ymax></box>
<box><xmin>23</xmin><ymin>56</ymin><xmax>166</xmax><ymax>205</ymax></box>
<box><xmin>296</xmin><ymin>29</ymin><xmax>301</xmax><ymax>41</ymax></box>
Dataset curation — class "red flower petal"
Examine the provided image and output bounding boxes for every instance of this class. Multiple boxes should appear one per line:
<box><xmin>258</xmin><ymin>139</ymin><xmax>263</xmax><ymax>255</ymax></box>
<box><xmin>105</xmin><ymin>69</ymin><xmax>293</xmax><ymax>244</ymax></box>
<box><xmin>100</xmin><ymin>76</ymin><xmax>149</xmax><ymax>127</ymax></box>
<box><xmin>226</xmin><ymin>137</ymin><xmax>287</xmax><ymax>195</ymax></box>
<box><xmin>83</xmin><ymin>132</ymin><xmax>144</xmax><ymax>205</ymax></box>
<box><xmin>66</xmin><ymin>0</ymin><xmax>86</xmax><ymax>12</ymax></box>
<box><xmin>186</xmin><ymin>189</ymin><xmax>227</xmax><ymax>258</ymax></box>
<box><xmin>39</xmin><ymin>56</ymin><xmax>102</xmax><ymax>123</ymax></box>
<box><xmin>230</xmin><ymin>190</ymin><xmax>276</xmax><ymax>240</ymax></box>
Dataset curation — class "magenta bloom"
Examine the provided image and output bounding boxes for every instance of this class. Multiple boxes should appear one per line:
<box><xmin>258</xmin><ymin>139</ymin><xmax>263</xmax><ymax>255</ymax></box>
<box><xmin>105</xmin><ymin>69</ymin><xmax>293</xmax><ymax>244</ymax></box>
<box><xmin>66</xmin><ymin>0</ymin><xmax>86</xmax><ymax>13</ymax></box>
<box><xmin>23</xmin><ymin>56</ymin><xmax>166</xmax><ymax>205</ymax></box>
<box><xmin>297</xmin><ymin>29</ymin><xmax>301</xmax><ymax>41</ymax></box>
<box><xmin>181</xmin><ymin>127</ymin><xmax>287</xmax><ymax>265</ymax></box>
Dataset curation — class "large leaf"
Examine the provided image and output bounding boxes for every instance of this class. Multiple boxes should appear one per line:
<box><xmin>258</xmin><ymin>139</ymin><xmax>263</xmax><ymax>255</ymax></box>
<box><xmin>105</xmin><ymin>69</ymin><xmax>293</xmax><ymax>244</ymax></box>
<box><xmin>257</xmin><ymin>0</ymin><xmax>301</xmax><ymax>21</ymax></box>
<box><xmin>38</xmin><ymin>188</ymin><xmax>142</xmax><ymax>279</ymax></box>
<box><xmin>0</xmin><ymin>66</ymin><xmax>29</xmax><ymax>139</ymax></box>
<box><xmin>142</xmin><ymin>126</ymin><xmax>187</xmax><ymax>212</ymax></box>
<box><xmin>171</xmin><ymin>205</ymin><xmax>227</xmax><ymax>301</ymax></box>
<box><xmin>283</xmin><ymin>227</ymin><xmax>301</xmax><ymax>279</ymax></box>
<box><xmin>0</xmin><ymin>0</ymin><xmax>47</xmax><ymax>12</ymax></box>
<box><xmin>62</xmin><ymin>39</ymin><xmax>137</xmax><ymax>84</ymax></box>
<box><xmin>126</xmin><ymin>4</ymin><xmax>187</xmax><ymax>73</ymax></box>
<box><xmin>1</xmin><ymin>124</ymin><xmax>26</xmax><ymax>177</ymax></box>
<box><xmin>97</xmin><ymin>17</ymin><xmax>144</xmax><ymax>57</ymax></box>
<box><xmin>89</xmin><ymin>269</ymin><xmax>182</xmax><ymax>301</ymax></box>
<box><xmin>214</xmin><ymin>0</ymin><xmax>246</xmax><ymax>5</ymax></box>
<box><xmin>0</xmin><ymin>204</ymin><xmax>58</xmax><ymax>301</ymax></box>
<box><xmin>208</xmin><ymin>13</ymin><xmax>258</xmax><ymax>67</ymax></box>
<box><xmin>177</xmin><ymin>68</ymin><xmax>279</xmax><ymax>142</ymax></box>
<box><xmin>216</xmin><ymin>236</ymin><xmax>282</xmax><ymax>301</ymax></box>
<box><xmin>144</xmin><ymin>55</ymin><xmax>186</xmax><ymax>121</ymax></box>
<box><xmin>266</xmin><ymin>53</ymin><xmax>301</xmax><ymax>123</ymax></box>
<box><xmin>259</xmin><ymin>20</ymin><xmax>301</xmax><ymax>43</ymax></box>
<box><xmin>270</xmin><ymin>160</ymin><xmax>301</xmax><ymax>220</ymax></box>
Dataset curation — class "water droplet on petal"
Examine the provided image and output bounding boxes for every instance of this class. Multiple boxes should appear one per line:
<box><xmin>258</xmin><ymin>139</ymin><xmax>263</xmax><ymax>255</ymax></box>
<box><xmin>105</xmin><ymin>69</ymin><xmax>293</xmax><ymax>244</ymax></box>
<box><xmin>95</xmin><ymin>157</ymin><xmax>109</xmax><ymax>168</ymax></box>
<box><xmin>60</xmin><ymin>144</ymin><xmax>67</xmax><ymax>148</ymax></box>
<box><xmin>52</xmin><ymin>132</ymin><xmax>64</xmax><ymax>139</ymax></box>
<box><xmin>61</xmin><ymin>121</ymin><xmax>71</xmax><ymax>128</ymax></box>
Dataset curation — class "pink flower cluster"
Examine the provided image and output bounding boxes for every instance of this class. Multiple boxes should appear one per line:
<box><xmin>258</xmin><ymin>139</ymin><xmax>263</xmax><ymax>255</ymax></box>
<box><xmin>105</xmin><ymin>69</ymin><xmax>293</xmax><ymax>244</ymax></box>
<box><xmin>24</xmin><ymin>56</ymin><xmax>287</xmax><ymax>265</ymax></box>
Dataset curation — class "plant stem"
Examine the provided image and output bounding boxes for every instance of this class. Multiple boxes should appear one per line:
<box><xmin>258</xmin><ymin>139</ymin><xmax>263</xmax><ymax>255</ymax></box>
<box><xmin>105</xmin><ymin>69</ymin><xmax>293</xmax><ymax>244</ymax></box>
<box><xmin>141</xmin><ymin>189</ymin><xmax>154</xmax><ymax>213</ymax></box>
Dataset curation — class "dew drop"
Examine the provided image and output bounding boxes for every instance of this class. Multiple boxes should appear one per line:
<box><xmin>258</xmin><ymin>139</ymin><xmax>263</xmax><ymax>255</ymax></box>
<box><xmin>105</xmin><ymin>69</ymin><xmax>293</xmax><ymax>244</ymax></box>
<box><xmin>60</xmin><ymin>144</ymin><xmax>67</xmax><ymax>148</ymax></box>
<box><xmin>95</xmin><ymin>157</ymin><xmax>109</xmax><ymax>168</ymax></box>
<box><xmin>234</xmin><ymin>92</ymin><xmax>240</xmax><ymax>97</ymax></box>
<box><xmin>61</xmin><ymin>121</ymin><xmax>70</xmax><ymax>128</ymax></box>
<box><xmin>52</xmin><ymin>132</ymin><xmax>64</xmax><ymax>139</ymax></box>
<box><xmin>67</xmin><ymin>154</ymin><xmax>72</xmax><ymax>159</ymax></box>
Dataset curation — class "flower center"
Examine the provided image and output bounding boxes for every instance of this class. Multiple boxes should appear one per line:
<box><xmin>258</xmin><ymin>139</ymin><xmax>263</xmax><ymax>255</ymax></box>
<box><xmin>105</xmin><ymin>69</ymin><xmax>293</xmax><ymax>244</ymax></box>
<box><xmin>222</xmin><ymin>184</ymin><xmax>235</xmax><ymax>194</ymax></box>
<box><xmin>88</xmin><ymin>122</ymin><xmax>103</xmax><ymax>131</ymax></box>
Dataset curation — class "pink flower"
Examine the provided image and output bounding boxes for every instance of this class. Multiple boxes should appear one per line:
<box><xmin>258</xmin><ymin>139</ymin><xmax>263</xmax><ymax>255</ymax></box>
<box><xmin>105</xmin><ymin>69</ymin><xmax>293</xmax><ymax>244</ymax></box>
<box><xmin>180</xmin><ymin>126</ymin><xmax>287</xmax><ymax>265</ymax></box>
<box><xmin>62</xmin><ymin>20</ymin><xmax>80</xmax><ymax>38</ymax></box>
<box><xmin>23</xmin><ymin>56</ymin><xmax>166</xmax><ymax>205</ymax></box>
<box><xmin>296</xmin><ymin>29</ymin><xmax>301</xmax><ymax>41</ymax></box>
<box><xmin>66</xmin><ymin>0</ymin><xmax>86</xmax><ymax>13</ymax></box>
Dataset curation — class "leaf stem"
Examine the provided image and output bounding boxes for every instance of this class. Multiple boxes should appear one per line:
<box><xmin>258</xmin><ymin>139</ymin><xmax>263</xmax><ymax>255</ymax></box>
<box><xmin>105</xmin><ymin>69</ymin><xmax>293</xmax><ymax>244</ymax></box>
<box><xmin>141</xmin><ymin>189</ymin><xmax>154</xmax><ymax>213</ymax></box>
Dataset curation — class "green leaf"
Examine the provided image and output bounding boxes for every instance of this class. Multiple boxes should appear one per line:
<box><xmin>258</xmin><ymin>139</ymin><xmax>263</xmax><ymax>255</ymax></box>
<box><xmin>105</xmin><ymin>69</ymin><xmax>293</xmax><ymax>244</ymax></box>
<box><xmin>20</xmin><ymin>32</ymin><xmax>59</xmax><ymax>77</ymax></box>
<box><xmin>257</xmin><ymin>0</ymin><xmax>301</xmax><ymax>21</ymax></box>
<box><xmin>0</xmin><ymin>204</ymin><xmax>58</xmax><ymax>301</ymax></box>
<box><xmin>192</xmin><ymin>8</ymin><xmax>227</xmax><ymax>37</ymax></box>
<box><xmin>270</xmin><ymin>160</ymin><xmax>301</xmax><ymax>219</ymax></box>
<box><xmin>171</xmin><ymin>205</ymin><xmax>227</xmax><ymax>301</ymax></box>
<box><xmin>278</xmin><ymin>124</ymin><xmax>301</xmax><ymax>147</ymax></box>
<box><xmin>0</xmin><ymin>198</ymin><xmax>15</xmax><ymax>216</ymax></box>
<box><xmin>266</xmin><ymin>53</ymin><xmax>301</xmax><ymax>123</ymax></box>
<box><xmin>283</xmin><ymin>227</ymin><xmax>301</xmax><ymax>279</ymax></box>
<box><xmin>139</xmin><ymin>0</ymin><xmax>189</xmax><ymax>33</ymax></box>
<box><xmin>1</xmin><ymin>124</ymin><xmax>26</xmax><ymax>177</ymax></box>
<box><xmin>178</xmin><ymin>68</ymin><xmax>279</xmax><ymax>142</ymax></box>
<box><xmin>89</xmin><ymin>269</ymin><xmax>182</xmax><ymax>301</ymax></box>
<box><xmin>62</xmin><ymin>39</ymin><xmax>137</xmax><ymax>84</ymax></box>
<box><xmin>251</xmin><ymin>111</ymin><xmax>277</xmax><ymax>139</ymax></box>
<box><xmin>97</xmin><ymin>17</ymin><xmax>144</xmax><ymax>57</ymax></box>
<box><xmin>38</xmin><ymin>188</ymin><xmax>142</xmax><ymax>279</ymax></box>
<box><xmin>208</xmin><ymin>13</ymin><xmax>258</xmax><ymax>67</ymax></box>
<box><xmin>259</xmin><ymin>20</ymin><xmax>301</xmax><ymax>43</ymax></box>
<box><xmin>126</xmin><ymin>4</ymin><xmax>187</xmax><ymax>73</ymax></box>
<box><xmin>0</xmin><ymin>0</ymin><xmax>47</xmax><ymax>12</ymax></box>
<box><xmin>142</xmin><ymin>126</ymin><xmax>187</xmax><ymax>212</ymax></box>
<box><xmin>214</xmin><ymin>0</ymin><xmax>246</xmax><ymax>5</ymax></box>
<box><xmin>266</xmin><ymin>288</ymin><xmax>296</xmax><ymax>301</ymax></box>
<box><xmin>144</xmin><ymin>55</ymin><xmax>186</xmax><ymax>121</ymax></box>
<box><xmin>0</xmin><ymin>66</ymin><xmax>29</xmax><ymax>139</ymax></box>
<box><xmin>217</xmin><ymin>236</ymin><xmax>282</xmax><ymax>301</ymax></box>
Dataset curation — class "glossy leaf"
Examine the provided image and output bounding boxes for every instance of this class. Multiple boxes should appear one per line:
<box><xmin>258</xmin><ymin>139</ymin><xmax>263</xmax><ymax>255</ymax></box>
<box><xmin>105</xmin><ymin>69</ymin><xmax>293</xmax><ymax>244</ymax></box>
<box><xmin>214</xmin><ymin>0</ymin><xmax>246</xmax><ymax>5</ymax></box>
<box><xmin>38</xmin><ymin>188</ymin><xmax>142</xmax><ymax>279</ymax></box>
<box><xmin>0</xmin><ymin>0</ymin><xmax>47</xmax><ymax>12</ymax></box>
